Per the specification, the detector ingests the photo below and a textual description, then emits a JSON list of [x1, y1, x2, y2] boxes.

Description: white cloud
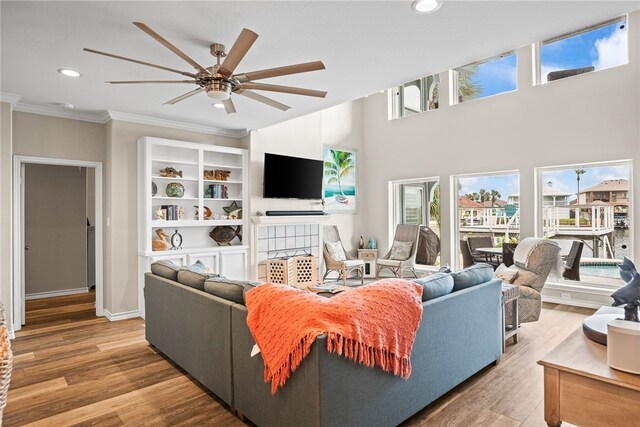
[[593, 27, 627, 70]]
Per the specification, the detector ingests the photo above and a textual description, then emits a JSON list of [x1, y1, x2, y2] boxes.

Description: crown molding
[[0, 93, 21, 106], [106, 111, 249, 139], [13, 103, 110, 123]]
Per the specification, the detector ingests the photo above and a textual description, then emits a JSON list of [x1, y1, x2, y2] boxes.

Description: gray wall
[[24, 164, 88, 295]]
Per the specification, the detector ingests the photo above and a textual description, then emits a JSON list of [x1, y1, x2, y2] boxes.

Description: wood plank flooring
[[4, 291, 594, 426]]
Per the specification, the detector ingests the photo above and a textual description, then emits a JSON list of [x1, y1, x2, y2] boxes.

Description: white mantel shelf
[[250, 215, 331, 225]]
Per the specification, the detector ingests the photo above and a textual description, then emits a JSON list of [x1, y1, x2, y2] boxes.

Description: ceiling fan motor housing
[[206, 80, 232, 100]]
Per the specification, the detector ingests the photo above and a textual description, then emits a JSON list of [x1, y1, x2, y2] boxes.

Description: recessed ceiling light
[[57, 69, 81, 78], [212, 103, 225, 109], [54, 103, 74, 109], [411, 0, 442, 14]]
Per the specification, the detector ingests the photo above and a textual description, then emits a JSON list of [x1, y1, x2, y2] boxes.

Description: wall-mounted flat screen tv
[[263, 153, 323, 200]]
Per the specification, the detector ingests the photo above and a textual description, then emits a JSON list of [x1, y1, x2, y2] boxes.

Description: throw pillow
[[177, 262, 221, 291], [150, 260, 181, 281], [205, 278, 262, 305], [451, 263, 494, 292], [413, 272, 454, 301], [495, 264, 519, 284], [325, 242, 347, 261], [389, 241, 413, 261]]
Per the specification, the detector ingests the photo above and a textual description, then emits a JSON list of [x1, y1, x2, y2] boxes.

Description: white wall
[[105, 120, 247, 314], [248, 99, 366, 277], [362, 12, 640, 303]]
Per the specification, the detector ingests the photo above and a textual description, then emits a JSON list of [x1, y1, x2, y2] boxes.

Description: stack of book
[[160, 205, 179, 221], [207, 184, 228, 199]]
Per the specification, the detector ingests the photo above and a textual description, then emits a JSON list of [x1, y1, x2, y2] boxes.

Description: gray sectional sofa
[[144, 265, 503, 427]]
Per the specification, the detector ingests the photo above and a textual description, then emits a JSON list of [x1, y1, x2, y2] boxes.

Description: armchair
[[375, 224, 419, 279], [322, 226, 364, 286]]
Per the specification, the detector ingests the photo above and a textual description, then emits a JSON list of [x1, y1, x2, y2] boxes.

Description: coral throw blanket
[[245, 279, 423, 393]]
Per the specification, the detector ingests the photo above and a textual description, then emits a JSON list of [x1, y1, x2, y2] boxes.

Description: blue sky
[[463, 18, 627, 98], [459, 165, 629, 201]]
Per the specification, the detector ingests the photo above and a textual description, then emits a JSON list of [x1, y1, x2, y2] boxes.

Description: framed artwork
[[323, 146, 357, 214]]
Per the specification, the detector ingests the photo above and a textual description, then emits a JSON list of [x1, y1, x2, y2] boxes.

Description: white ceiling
[[2, 1, 638, 133]]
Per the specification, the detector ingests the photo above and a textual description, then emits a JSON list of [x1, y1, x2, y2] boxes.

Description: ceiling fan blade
[[221, 98, 236, 114], [236, 61, 325, 82], [133, 22, 211, 74], [219, 28, 258, 76], [106, 80, 196, 84], [164, 88, 204, 105], [241, 82, 327, 98], [237, 89, 290, 111], [84, 48, 196, 78]]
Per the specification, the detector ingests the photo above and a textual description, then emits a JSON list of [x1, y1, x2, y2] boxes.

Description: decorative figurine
[[223, 201, 241, 218], [209, 226, 242, 246], [170, 229, 183, 250], [612, 257, 640, 322], [152, 229, 169, 251], [152, 182, 157, 196], [203, 169, 231, 181], [153, 207, 166, 220], [178, 207, 185, 220], [228, 209, 242, 220], [159, 167, 182, 178], [165, 182, 185, 198], [358, 236, 365, 249], [194, 205, 212, 220]]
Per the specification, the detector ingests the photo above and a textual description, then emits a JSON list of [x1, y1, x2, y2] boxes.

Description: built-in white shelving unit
[[137, 137, 249, 317]]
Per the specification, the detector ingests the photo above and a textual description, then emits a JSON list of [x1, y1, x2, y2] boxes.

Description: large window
[[539, 16, 627, 84], [536, 161, 632, 285], [391, 74, 440, 119], [453, 51, 517, 103], [391, 178, 441, 266], [454, 171, 520, 269]]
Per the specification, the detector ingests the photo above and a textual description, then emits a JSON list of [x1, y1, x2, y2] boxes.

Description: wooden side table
[[501, 284, 519, 353], [357, 249, 378, 278], [538, 327, 640, 427]]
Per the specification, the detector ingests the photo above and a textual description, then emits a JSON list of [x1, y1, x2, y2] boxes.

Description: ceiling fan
[[84, 22, 327, 114]]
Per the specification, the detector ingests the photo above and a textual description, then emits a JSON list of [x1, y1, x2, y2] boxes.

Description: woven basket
[[0, 326, 13, 425]]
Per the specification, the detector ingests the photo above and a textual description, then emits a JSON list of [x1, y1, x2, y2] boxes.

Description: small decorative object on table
[[170, 229, 183, 250], [165, 182, 185, 198], [152, 229, 169, 251], [159, 167, 182, 178], [358, 236, 365, 249], [209, 226, 242, 245], [367, 238, 377, 250]]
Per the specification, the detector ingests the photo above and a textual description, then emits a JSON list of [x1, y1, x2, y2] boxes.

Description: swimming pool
[[579, 263, 622, 279]]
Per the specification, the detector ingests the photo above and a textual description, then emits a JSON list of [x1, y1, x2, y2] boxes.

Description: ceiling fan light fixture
[[206, 81, 232, 100], [411, 0, 442, 14]]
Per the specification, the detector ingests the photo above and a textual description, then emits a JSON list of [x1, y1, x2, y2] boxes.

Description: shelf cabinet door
[[220, 250, 247, 280]]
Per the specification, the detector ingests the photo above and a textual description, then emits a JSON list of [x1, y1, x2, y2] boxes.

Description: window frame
[[452, 50, 518, 105], [534, 159, 633, 289], [390, 73, 442, 119]]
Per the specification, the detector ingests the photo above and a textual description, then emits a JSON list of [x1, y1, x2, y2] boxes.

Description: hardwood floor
[[5, 292, 594, 426]]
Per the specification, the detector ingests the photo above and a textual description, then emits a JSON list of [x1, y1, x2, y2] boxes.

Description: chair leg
[[343, 269, 347, 286], [398, 268, 403, 279], [323, 269, 331, 281], [360, 266, 364, 284]]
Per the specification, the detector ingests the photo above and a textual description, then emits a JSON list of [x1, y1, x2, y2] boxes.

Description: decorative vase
[[367, 238, 377, 249], [358, 236, 365, 249], [166, 182, 185, 198]]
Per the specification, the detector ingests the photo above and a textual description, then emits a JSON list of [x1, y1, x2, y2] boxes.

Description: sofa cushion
[[205, 278, 261, 305], [325, 242, 346, 261], [177, 261, 220, 291], [389, 241, 413, 260], [451, 263, 494, 292], [150, 260, 181, 281], [414, 272, 454, 301]]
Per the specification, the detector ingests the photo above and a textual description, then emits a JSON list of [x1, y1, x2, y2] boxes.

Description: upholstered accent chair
[[322, 225, 364, 286], [376, 224, 419, 279], [506, 238, 561, 323]]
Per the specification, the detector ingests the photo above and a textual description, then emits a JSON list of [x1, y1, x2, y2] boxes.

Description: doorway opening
[[13, 156, 104, 332]]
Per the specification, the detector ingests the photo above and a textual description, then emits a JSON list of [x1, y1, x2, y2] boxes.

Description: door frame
[[12, 155, 104, 331]]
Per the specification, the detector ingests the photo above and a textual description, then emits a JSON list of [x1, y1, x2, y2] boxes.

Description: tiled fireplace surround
[[256, 224, 320, 264]]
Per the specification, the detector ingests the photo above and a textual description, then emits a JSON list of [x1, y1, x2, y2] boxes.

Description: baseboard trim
[[25, 287, 89, 300], [104, 309, 141, 321]]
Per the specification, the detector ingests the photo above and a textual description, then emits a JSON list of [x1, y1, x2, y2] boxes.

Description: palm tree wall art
[[323, 147, 357, 213]]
